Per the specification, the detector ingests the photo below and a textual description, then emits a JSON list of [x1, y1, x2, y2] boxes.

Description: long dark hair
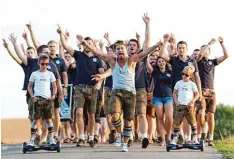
[[154, 56, 172, 73]]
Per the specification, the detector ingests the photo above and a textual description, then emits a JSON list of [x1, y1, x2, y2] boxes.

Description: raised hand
[[156, 39, 163, 47], [22, 30, 28, 40], [2, 39, 8, 48], [163, 33, 170, 43], [77, 41, 82, 49], [124, 39, 129, 47], [57, 24, 62, 34], [218, 36, 224, 43], [104, 32, 109, 40], [76, 34, 84, 43], [208, 38, 216, 45], [93, 39, 98, 47], [98, 39, 104, 49], [26, 22, 32, 31], [142, 12, 150, 24], [169, 33, 176, 44], [9, 33, 17, 44], [64, 30, 70, 40], [136, 32, 140, 39]]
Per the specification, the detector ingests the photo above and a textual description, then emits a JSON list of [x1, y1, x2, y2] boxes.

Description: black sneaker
[[177, 134, 184, 144], [127, 139, 133, 147], [94, 135, 99, 144], [109, 130, 117, 144], [76, 139, 85, 147], [89, 140, 97, 148], [156, 136, 162, 144], [201, 133, 207, 141], [142, 138, 149, 148], [134, 133, 139, 142]]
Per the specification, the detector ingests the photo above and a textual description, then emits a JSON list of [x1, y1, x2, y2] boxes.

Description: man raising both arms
[[90, 40, 161, 152]]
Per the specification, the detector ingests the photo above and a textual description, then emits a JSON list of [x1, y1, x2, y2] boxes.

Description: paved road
[[1, 143, 223, 159]]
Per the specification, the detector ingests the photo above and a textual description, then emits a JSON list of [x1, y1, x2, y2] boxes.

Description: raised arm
[[57, 25, 75, 56], [59, 30, 70, 68], [159, 34, 170, 62], [146, 54, 153, 74], [142, 12, 150, 50], [196, 38, 216, 62], [9, 33, 28, 65], [136, 32, 142, 50], [22, 30, 37, 58], [104, 32, 112, 46], [216, 36, 229, 64], [26, 22, 40, 49], [131, 41, 162, 62], [98, 39, 104, 52], [3, 39, 22, 65], [79, 37, 115, 64]]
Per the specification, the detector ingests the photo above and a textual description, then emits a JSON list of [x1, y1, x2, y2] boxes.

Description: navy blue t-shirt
[[20, 63, 31, 90], [50, 56, 67, 84], [67, 64, 77, 84], [198, 58, 218, 89], [135, 61, 147, 89], [146, 71, 154, 93], [73, 50, 104, 86], [152, 69, 172, 97], [169, 56, 198, 88], [104, 63, 112, 88]]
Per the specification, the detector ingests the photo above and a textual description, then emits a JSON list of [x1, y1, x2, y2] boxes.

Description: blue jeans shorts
[[153, 97, 173, 107]]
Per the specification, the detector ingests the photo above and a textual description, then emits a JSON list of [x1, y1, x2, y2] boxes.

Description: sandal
[[63, 138, 71, 143], [72, 137, 79, 143]]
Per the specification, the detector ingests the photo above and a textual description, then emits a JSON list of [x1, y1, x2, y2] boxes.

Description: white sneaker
[[27, 139, 35, 146], [114, 134, 121, 147], [49, 138, 56, 145], [121, 143, 128, 152], [41, 137, 47, 144], [170, 137, 177, 145]]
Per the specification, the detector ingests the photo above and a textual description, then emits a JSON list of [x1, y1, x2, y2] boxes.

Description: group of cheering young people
[[3, 13, 229, 152]]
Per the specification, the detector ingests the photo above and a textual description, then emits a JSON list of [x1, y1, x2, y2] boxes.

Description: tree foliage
[[215, 104, 234, 139]]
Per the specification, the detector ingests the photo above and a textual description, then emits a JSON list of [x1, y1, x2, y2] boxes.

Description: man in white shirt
[[171, 66, 199, 145], [27, 54, 57, 146]]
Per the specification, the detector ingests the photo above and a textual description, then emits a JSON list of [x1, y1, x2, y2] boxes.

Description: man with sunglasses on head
[[159, 35, 202, 144]]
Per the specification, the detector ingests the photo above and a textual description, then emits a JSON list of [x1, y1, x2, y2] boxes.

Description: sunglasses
[[182, 73, 190, 77], [40, 63, 49, 66]]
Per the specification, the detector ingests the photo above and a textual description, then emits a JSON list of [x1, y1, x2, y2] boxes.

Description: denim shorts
[[153, 97, 173, 107]]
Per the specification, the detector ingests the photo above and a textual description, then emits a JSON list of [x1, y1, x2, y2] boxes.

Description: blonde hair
[[183, 66, 195, 76], [47, 40, 57, 46]]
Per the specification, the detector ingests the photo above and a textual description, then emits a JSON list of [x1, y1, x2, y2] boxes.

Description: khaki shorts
[[95, 99, 102, 124], [104, 87, 112, 115], [202, 89, 216, 113], [146, 92, 155, 117], [111, 89, 136, 121], [135, 88, 147, 115], [73, 84, 98, 113], [33, 97, 53, 120], [26, 97, 34, 122], [173, 104, 196, 126]]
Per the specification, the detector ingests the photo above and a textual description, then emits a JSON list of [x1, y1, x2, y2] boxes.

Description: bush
[[215, 104, 234, 139]]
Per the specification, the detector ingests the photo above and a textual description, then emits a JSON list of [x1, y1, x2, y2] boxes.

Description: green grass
[[215, 137, 234, 159]]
